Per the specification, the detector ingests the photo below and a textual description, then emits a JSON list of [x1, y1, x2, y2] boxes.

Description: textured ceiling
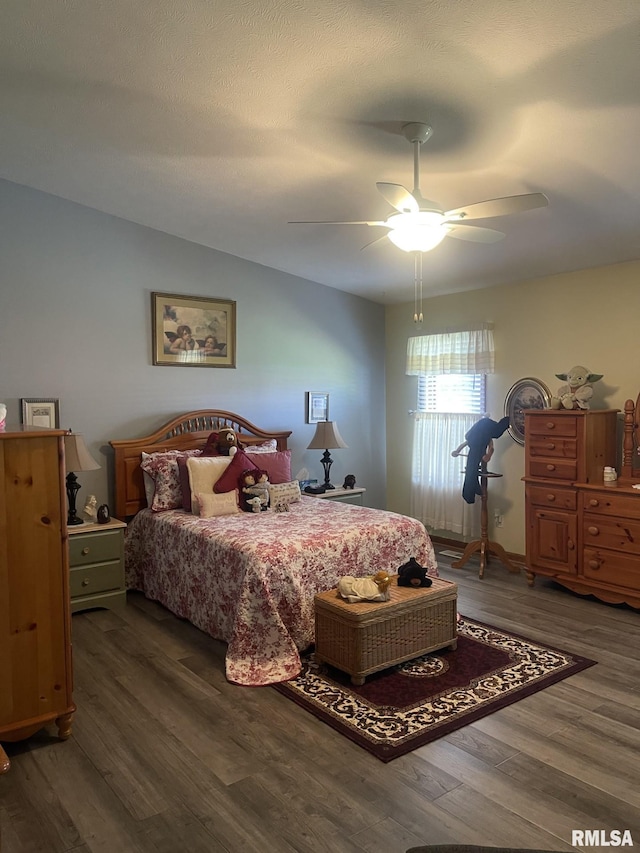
[[1, 0, 639, 304]]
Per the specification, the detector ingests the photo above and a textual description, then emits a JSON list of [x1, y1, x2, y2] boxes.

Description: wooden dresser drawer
[[527, 416, 577, 438], [528, 485, 577, 510], [581, 491, 640, 520], [69, 530, 121, 567], [70, 562, 124, 597], [528, 437, 577, 459], [583, 514, 640, 555], [528, 459, 578, 481], [583, 547, 640, 590]]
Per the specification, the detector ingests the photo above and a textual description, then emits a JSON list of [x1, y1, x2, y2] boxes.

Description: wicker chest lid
[[314, 576, 457, 624]]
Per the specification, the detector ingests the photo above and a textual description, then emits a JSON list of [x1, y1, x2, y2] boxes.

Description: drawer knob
[[546, 464, 556, 471], [545, 422, 556, 430], [588, 526, 599, 536], [545, 443, 556, 450], [81, 578, 90, 587], [589, 499, 599, 507], [546, 494, 556, 502], [568, 539, 575, 551], [81, 547, 90, 556], [588, 559, 600, 570]]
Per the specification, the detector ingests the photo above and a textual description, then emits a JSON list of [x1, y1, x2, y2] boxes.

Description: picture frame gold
[[152, 292, 236, 368], [21, 398, 60, 428], [504, 377, 551, 445]]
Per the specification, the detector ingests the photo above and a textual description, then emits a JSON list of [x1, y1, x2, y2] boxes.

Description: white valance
[[406, 327, 495, 375]]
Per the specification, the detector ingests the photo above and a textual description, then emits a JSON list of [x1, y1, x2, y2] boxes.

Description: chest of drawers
[[523, 409, 627, 604]]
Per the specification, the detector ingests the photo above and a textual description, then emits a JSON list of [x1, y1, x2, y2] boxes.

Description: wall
[[385, 259, 640, 554], [0, 179, 386, 510]]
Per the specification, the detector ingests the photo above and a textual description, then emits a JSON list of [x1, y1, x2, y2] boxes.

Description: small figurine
[[83, 495, 98, 521], [337, 570, 392, 603], [240, 469, 270, 511], [342, 474, 356, 489]]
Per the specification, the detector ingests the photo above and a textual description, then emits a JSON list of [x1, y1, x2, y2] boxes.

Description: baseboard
[[430, 534, 526, 567]]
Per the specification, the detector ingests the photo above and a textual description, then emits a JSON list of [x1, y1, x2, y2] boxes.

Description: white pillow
[[197, 491, 240, 518], [267, 480, 301, 508], [186, 456, 232, 514]]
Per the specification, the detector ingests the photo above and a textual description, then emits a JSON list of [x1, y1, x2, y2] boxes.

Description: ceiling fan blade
[[360, 234, 390, 251], [376, 182, 419, 213], [445, 192, 549, 221], [446, 224, 505, 243], [288, 220, 387, 226]]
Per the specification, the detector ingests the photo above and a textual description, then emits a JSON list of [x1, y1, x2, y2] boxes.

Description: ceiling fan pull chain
[[413, 252, 423, 324]]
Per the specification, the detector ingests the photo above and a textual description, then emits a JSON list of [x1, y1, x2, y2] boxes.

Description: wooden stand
[[452, 463, 521, 580]]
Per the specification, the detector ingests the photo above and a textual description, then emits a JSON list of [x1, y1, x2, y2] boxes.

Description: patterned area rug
[[273, 617, 596, 762]]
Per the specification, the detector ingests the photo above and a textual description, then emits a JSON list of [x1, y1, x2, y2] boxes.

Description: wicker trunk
[[314, 577, 458, 685]]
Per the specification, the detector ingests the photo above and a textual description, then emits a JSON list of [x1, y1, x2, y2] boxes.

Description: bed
[[110, 410, 438, 686]]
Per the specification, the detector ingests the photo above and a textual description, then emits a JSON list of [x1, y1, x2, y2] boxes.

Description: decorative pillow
[[213, 449, 260, 494], [186, 456, 232, 514], [267, 480, 301, 508], [197, 491, 240, 518], [141, 449, 202, 512], [245, 450, 291, 484], [244, 439, 277, 453]]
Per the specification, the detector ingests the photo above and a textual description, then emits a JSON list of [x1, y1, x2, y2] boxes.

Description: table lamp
[[64, 432, 101, 526], [307, 421, 348, 490]]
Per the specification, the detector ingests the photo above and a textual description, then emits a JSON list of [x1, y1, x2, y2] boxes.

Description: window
[[418, 374, 486, 414]]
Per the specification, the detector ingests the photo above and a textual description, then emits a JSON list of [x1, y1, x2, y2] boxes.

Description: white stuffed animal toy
[[550, 365, 603, 410]]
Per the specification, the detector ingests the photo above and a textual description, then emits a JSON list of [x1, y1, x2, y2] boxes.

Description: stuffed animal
[[203, 427, 243, 456], [342, 474, 356, 489], [245, 496, 263, 513], [240, 469, 269, 511], [550, 365, 603, 410], [337, 570, 392, 603], [397, 557, 432, 588], [452, 416, 511, 504]]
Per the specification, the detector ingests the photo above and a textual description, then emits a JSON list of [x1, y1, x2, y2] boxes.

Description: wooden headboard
[[621, 394, 640, 481], [109, 410, 292, 520]]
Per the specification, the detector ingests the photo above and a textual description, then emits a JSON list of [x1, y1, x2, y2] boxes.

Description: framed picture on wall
[[152, 292, 236, 368], [504, 378, 551, 445], [21, 398, 60, 428], [307, 392, 329, 423]]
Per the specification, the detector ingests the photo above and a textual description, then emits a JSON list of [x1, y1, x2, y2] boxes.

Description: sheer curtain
[[407, 328, 495, 538]]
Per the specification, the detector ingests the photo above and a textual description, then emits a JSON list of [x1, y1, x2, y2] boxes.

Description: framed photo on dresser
[[21, 398, 60, 428]]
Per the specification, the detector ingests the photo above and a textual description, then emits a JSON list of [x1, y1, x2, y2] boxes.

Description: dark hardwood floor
[[2, 552, 639, 853]]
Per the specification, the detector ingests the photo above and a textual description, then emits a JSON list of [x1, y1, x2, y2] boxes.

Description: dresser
[[68, 518, 126, 612], [523, 408, 632, 604], [0, 427, 75, 774]]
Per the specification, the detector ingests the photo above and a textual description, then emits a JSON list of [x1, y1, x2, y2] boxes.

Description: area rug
[[273, 617, 596, 762]]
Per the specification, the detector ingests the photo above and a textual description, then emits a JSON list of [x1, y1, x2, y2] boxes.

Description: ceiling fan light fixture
[[386, 211, 447, 252]]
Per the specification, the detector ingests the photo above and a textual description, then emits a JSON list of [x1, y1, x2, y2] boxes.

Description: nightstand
[[68, 519, 127, 612], [304, 487, 366, 506]]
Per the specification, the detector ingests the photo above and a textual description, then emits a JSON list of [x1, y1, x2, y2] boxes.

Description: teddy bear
[[203, 426, 243, 456], [397, 557, 433, 588], [550, 365, 603, 410]]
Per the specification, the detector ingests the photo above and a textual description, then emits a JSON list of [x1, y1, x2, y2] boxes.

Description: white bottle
[[603, 466, 617, 483]]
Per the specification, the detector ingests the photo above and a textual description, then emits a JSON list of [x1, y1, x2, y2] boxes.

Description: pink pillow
[[213, 450, 260, 494], [245, 450, 291, 484]]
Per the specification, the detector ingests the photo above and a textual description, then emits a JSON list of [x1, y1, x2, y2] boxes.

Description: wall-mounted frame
[[504, 377, 551, 445], [152, 292, 236, 368], [21, 398, 60, 428], [307, 392, 329, 424]]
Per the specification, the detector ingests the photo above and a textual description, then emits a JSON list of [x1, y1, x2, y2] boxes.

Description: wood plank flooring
[[1, 552, 639, 853]]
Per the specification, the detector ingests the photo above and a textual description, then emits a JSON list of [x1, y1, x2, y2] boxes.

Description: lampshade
[[307, 421, 348, 451], [64, 433, 101, 473]]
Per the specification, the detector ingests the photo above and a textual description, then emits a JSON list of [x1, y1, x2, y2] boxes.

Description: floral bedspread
[[125, 497, 438, 686]]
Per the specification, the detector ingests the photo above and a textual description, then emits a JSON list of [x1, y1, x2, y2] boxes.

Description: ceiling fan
[[290, 121, 549, 255]]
